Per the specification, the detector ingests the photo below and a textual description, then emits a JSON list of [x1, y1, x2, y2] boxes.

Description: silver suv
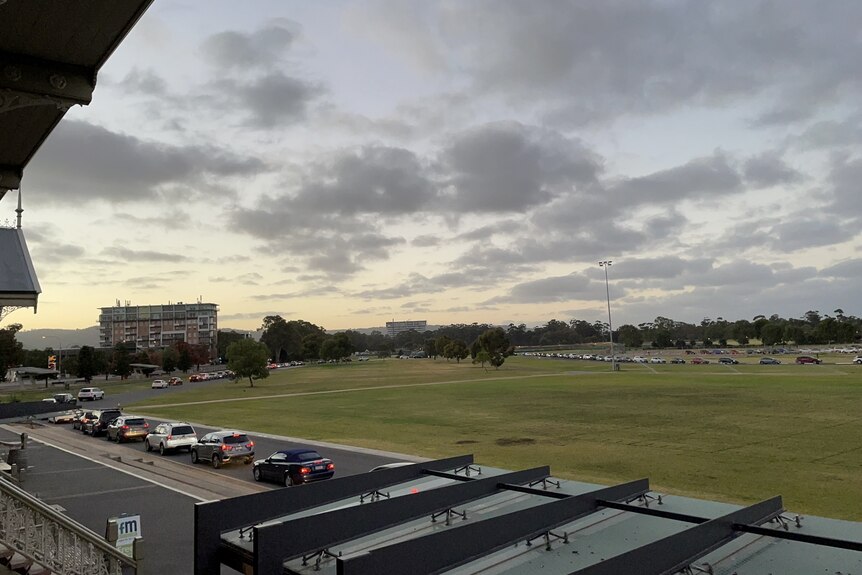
[[191, 430, 255, 469], [145, 422, 198, 455]]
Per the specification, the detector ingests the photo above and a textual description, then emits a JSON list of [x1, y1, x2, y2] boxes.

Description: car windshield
[[172, 425, 194, 435], [223, 434, 249, 444]]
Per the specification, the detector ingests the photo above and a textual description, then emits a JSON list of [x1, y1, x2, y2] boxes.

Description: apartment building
[[98, 301, 218, 354], [385, 320, 427, 338]]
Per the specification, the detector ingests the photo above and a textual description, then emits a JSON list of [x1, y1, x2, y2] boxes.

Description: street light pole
[[598, 261, 617, 372]]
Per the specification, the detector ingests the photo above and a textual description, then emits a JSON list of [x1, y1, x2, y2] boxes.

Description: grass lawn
[[133, 357, 862, 520]]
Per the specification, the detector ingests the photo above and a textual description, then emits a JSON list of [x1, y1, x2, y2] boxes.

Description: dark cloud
[[102, 246, 188, 263], [411, 235, 441, 247], [27, 121, 266, 203], [435, 122, 601, 212], [488, 272, 605, 304], [118, 68, 167, 95], [226, 72, 323, 127], [201, 24, 298, 71], [743, 153, 802, 188]]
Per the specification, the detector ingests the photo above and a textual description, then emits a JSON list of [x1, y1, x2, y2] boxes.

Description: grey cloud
[[743, 153, 802, 188], [209, 273, 263, 285], [201, 24, 297, 70], [795, 117, 862, 150], [821, 259, 862, 278], [31, 243, 86, 263], [27, 121, 266, 203], [118, 68, 167, 95], [488, 273, 605, 304], [412, 235, 441, 247], [611, 152, 741, 204], [102, 246, 188, 262], [436, 122, 601, 212], [600, 257, 714, 281], [220, 311, 290, 321], [828, 157, 862, 217]]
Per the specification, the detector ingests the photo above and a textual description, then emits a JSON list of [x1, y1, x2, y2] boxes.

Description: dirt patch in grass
[[495, 437, 536, 446], [455, 439, 479, 445]]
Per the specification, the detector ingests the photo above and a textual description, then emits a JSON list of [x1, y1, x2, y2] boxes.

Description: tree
[[473, 349, 491, 370], [617, 324, 643, 349], [162, 347, 178, 373], [226, 339, 270, 387], [175, 342, 193, 372], [301, 333, 325, 359], [435, 336, 452, 359], [0, 323, 24, 376], [444, 340, 469, 363], [189, 344, 210, 371], [320, 333, 353, 362], [423, 338, 437, 359], [217, 330, 247, 362], [112, 344, 132, 380], [76, 346, 98, 382], [477, 327, 511, 370]]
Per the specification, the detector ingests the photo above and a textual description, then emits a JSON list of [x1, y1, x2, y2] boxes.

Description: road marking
[[48, 484, 157, 501]]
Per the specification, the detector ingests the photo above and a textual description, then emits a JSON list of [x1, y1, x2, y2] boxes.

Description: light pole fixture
[[42, 335, 62, 376], [598, 261, 617, 372]]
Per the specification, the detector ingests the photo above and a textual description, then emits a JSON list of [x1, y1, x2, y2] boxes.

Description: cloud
[[118, 67, 167, 95], [489, 272, 604, 304], [102, 246, 188, 262], [216, 72, 323, 127], [27, 121, 266, 203], [201, 23, 298, 71], [743, 153, 802, 188]]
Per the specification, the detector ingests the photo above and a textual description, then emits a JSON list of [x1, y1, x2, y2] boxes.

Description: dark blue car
[[252, 448, 335, 486]]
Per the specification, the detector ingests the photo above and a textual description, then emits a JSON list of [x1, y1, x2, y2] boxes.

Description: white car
[[151, 379, 168, 389], [854, 356, 862, 365], [649, 357, 666, 364], [145, 422, 198, 455], [77, 387, 105, 401], [632, 356, 647, 363]]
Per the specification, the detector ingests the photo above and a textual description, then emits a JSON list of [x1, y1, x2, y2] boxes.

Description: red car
[[795, 356, 822, 364], [691, 357, 710, 364]]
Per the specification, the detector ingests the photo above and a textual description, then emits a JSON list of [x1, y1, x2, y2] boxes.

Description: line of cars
[[55, 410, 336, 487], [522, 351, 847, 365]]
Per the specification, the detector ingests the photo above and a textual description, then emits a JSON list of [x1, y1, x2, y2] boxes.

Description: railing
[[0, 473, 137, 575]]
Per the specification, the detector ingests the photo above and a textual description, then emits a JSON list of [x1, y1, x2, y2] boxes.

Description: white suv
[[854, 356, 862, 365], [145, 422, 198, 455], [77, 387, 105, 401]]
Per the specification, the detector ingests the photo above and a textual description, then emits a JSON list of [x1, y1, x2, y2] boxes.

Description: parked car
[[77, 387, 105, 401], [795, 356, 822, 364], [718, 357, 739, 365], [649, 357, 666, 364], [191, 430, 255, 469], [145, 422, 198, 455], [105, 416, 150, 443], [151, 379, 168, 389], [252, 449, 335, 486], [168, 377, 183, 386], [632, 356, 647, 363], [670, 358, 686, 364], [691, 357, 710, 364], [855, 356, 862, 365], [82, 408, 122, 436], [760, 357, 781, 365], [74, 410, 96, 430], [52, 393, 76, 405]]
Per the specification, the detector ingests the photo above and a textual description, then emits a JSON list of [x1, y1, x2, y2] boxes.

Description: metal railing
[[0, 473, 137, 575]]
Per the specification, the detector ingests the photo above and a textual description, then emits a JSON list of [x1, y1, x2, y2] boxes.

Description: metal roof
[[195, 455, 862, 575], [0, 227, 41, 309], [0, 0, 154, 193]]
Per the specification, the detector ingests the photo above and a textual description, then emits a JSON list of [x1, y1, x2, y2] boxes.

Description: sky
[[6, 0, 862, 332]]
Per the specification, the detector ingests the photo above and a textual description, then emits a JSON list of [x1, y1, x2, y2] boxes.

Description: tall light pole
[[42, 335, 62, 376], [598, 261, 617, 372]]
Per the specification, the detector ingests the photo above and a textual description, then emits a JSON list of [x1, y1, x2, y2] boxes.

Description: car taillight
[[221, 444, 229, 451], [166, 435, 172, 440], [247, 441, 254, 448], [144, 423, 149, 428], [326, 463, 335, 470], [121, 425, 129, 430], [300, 467, 311, 475]]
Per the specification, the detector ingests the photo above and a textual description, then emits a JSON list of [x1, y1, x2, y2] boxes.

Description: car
[[855, 356, 862, 365], [145, 422, 198, 455], [189, 374, 204, 382], [670, 358, 686, 364], [41, 397, 58, 403], [760, 357, 781, 365], [105, 416, 150, 443], [82, 408, 122, 436], [795, 356, 822, 364], [151, 379, 168, 389], [77, 387, 105, 401], [74, 410, 96, 430], [252, 448, 335, 486], [191, 430, 255, 469], [168, 377, 183, 386], [649, 357, 666, 364], [691, 357, 710, 364], [48, 409, 80, 424], [632, 356, 647, 363], [52, 393, 76, 405], [718, 357, 739, 365]]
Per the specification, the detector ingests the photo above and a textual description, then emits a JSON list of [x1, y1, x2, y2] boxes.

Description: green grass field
[[127, 357, 862, 520]]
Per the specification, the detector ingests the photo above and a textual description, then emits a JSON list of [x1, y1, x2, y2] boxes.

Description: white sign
[[115, 514, 141, 557]]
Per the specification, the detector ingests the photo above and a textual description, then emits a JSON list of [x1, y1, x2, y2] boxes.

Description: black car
[[718, 357, 739, 365], [760, 357, 781, 365], [252, 449, 335, 486], [191, 430, 255, 469], [670, 358, 686, 364], [82, 408, 122, 436]]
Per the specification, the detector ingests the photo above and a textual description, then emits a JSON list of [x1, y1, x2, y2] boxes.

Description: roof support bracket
[[525, 529, 569, 551], [431, 507, 466, 526], [0, 51, 94, 113]]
